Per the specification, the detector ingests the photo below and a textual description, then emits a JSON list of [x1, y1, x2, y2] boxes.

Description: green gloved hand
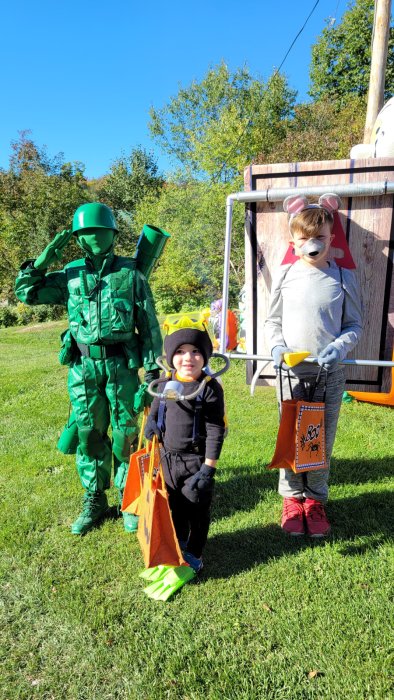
[[133, 383, 148, 415], [143, 369, 160, 407], [34, 229, 73, 270]]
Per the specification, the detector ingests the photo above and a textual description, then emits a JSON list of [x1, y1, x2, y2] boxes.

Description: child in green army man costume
[[15, 203, 166, 535]]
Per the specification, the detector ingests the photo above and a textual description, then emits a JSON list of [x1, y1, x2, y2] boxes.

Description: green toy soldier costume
[[15, 203, 163, 535]]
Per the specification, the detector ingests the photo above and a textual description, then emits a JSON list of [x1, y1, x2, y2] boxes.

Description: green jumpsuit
[[15, 251, 162, 495]]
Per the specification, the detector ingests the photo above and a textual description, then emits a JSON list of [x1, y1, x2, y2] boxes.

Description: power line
[[215, 0, 321, 182], [276, 0, 321, 75]]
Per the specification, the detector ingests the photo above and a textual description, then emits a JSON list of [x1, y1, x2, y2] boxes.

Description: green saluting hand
[[34, 229, 73, 270]]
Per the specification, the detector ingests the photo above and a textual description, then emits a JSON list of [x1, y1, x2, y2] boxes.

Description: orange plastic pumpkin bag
[[268, 368, 327, 474], [137, 436, 187, 568]]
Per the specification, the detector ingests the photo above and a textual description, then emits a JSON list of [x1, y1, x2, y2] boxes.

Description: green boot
[[71, 491, 109, 535], [118, 489, 139, 533], [122, 511, 139, 533]]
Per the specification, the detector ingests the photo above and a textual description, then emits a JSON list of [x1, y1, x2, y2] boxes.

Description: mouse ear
[[283, 195, 309, 215], [318, 193, 342, 212]]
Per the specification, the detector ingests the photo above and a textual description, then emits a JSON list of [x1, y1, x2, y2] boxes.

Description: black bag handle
[[279, 363, 294, 402], [308, 366, 328, 402], [279, 363, 328, 403]]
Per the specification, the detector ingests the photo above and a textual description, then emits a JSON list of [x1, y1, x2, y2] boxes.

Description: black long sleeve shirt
[[149, 372, 226, 460]]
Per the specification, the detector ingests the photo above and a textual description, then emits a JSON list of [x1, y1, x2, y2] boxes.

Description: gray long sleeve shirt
[[265, 261, 362, 375]]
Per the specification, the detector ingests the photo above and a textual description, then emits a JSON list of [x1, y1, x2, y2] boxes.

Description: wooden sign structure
[[244, 158, 394, 393]]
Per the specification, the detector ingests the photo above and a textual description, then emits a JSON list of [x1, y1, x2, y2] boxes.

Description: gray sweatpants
[[276, 367, 346, 502]]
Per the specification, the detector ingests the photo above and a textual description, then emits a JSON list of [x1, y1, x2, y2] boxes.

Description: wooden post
[[364, 0, 392, 142]]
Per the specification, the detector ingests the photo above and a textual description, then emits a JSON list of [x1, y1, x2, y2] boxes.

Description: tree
[[97, 147, 164, 253], [264, 95, 365, 163], [0, 132, 89, 301], [132, 175, 245, 312], [98, 147, 163, 213], [309, 0, 394, 102], [149, 63, 296, 181]]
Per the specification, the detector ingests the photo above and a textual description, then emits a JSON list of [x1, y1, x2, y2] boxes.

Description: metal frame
[[219, 180, 394, 371]]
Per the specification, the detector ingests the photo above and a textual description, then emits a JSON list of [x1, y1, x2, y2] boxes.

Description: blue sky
[[1, 0, 346, 179]]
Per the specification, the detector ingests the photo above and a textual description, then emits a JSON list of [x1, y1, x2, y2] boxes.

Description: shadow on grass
[[329, 489, 394, 553], [214, 465, 278, 520], [205, 489, 393, 578], [213, 456, 394, 522], [205, 524, 308, 578], [106, 505, 122, 521], [330, 456, 394, 486]]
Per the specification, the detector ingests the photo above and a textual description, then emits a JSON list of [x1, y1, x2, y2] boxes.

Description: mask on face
[[77, 228, 115, 256], [299, 238, 326, 258]]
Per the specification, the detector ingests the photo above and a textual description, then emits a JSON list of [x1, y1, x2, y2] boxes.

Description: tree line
[[1, 0, 393, 325]]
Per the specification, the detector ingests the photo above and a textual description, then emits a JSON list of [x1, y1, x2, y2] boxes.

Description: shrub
[[47, 305, 66, 321], [0, 303, 66, 327], [35, 306, 50, 322], [0, 306, 18, 328], [15, 302, 35, 326]]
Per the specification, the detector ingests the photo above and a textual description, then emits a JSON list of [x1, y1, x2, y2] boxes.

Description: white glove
[[318, 343, 340, 369], [272, 345, 293, 370]]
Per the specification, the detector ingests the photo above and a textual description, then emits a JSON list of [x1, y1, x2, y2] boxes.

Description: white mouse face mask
[[299, 238, 326, 258], [292, 223, 334, 264]]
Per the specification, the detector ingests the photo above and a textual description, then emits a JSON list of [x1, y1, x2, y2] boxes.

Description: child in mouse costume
[[265, 194, 362, 537]]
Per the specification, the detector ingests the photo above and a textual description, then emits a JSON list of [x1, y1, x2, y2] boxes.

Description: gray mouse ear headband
[[283, 193, 342, 218]]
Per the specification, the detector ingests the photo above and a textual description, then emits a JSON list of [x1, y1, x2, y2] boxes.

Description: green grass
[[1, 322, 393, 700]]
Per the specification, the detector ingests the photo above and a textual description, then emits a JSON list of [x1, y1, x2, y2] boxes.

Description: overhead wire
[[273, 0, 321, 75], [331, 0, 342, 26], [214, 0, 321, 182]]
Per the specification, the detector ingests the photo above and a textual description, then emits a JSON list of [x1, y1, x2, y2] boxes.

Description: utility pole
[[364, 0, 392, 142]]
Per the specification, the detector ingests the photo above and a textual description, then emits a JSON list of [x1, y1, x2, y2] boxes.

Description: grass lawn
[[1, 322, 393, 700]]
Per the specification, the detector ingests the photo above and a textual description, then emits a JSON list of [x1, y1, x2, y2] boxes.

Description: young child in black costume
[[145, 319, 226, 572]]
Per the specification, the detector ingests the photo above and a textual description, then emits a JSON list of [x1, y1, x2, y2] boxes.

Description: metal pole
[[226, 353, 394, 368], [222, 180, 394, 370], [228, 180, 394, 204], [364, 0, 392, 142], [219, 197, 234, 353]]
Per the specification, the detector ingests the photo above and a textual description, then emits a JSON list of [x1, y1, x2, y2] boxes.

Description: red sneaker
[[304, 499, 331, 537], [281, 498, 305, 536]]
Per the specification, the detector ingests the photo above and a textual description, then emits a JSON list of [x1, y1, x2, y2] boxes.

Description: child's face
[[291, 222, 334, 268], [173, 343, 205, 380]]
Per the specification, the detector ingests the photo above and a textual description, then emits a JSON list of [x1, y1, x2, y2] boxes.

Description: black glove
[[181, 464, 216, 502], [144, 368, 160, 386], [144, 413, 162, 441]]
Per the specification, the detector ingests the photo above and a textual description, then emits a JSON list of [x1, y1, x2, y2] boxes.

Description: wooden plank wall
[[244, 158, 394, 392]]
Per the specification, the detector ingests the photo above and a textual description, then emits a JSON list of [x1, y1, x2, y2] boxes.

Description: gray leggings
[[276, 367, 345, 502]]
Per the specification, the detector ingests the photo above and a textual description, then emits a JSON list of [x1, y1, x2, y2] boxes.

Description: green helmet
[[72, 202, 118, 235]]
